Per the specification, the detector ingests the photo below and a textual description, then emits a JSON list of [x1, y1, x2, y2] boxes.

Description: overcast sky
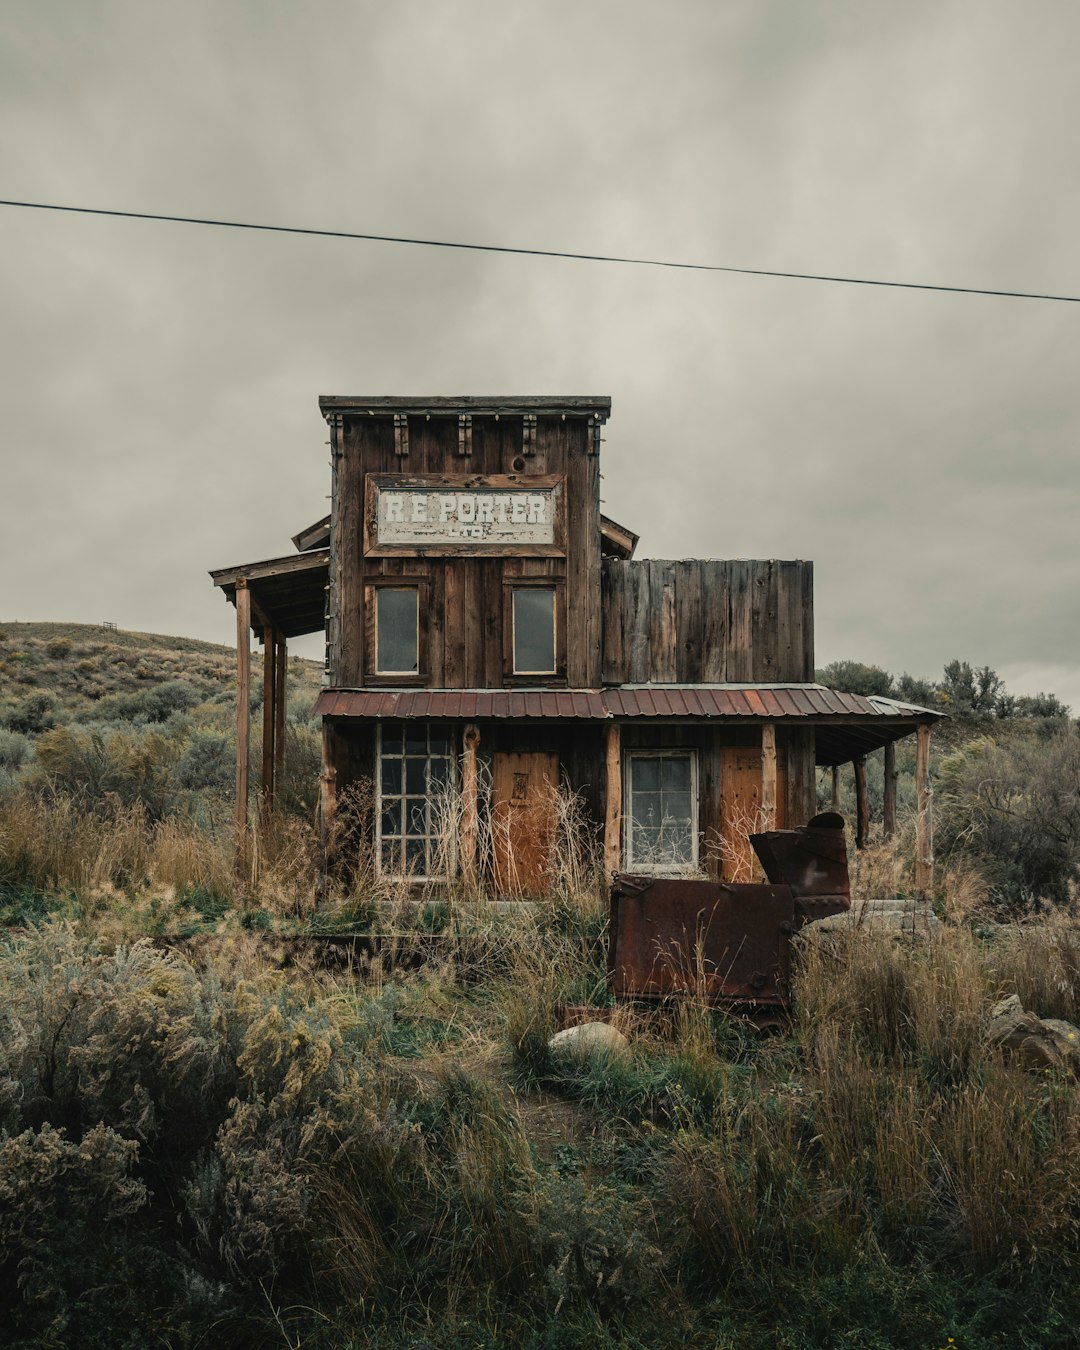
[[2, 1, 1078, 705]]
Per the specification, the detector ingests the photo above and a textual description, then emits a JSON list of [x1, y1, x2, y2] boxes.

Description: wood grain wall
[[601, 558, 814, 685]]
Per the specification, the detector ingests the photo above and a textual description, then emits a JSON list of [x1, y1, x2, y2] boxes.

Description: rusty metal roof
[[313, 688, 609, 720], [314, 684, 938, 724]]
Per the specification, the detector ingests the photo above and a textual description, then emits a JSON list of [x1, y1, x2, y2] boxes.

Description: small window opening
[[625, 751, 697, 873], [375, 588, 419, 674], [512, 587, 556, 675]]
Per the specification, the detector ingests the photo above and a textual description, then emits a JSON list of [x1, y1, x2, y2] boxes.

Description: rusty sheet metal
[[602, 684, 930, 720], [609, 813, 852, 1008], [609, 877, 795, 1005], [312, 688, 609, 720]]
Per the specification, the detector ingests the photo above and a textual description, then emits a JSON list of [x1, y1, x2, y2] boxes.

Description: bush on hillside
[[937, 726, 1080, 912]]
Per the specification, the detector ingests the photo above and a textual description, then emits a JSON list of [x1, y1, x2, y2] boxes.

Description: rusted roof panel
[[313, 689, 609, 720]]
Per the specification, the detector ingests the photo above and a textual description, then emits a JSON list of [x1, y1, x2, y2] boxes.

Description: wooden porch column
[[760, 722, 777, 832], [261, 624, 276, 808], [914, 722, 934, 899], [461, 724, 480, 885], [883, 741, 897, 840], [604, 722, 622, 875], [234, 581, 251, 876], [830, 764, 841, 812], [319, 720, 338, 880], [853, 756, 869, 849], [274, 633, 287, 783]]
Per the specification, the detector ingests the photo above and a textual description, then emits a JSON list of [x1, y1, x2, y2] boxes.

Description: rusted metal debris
[[608, 811, 850, 1010]]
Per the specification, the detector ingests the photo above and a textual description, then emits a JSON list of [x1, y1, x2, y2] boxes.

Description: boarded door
[[718, 747, 787, 883], [492, 752, 559, 897]]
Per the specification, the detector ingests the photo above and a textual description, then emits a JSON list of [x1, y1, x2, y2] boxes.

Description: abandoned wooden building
[[211, 395, 940, 895]]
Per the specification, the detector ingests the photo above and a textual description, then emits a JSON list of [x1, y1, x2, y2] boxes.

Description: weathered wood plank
[[760, 722, 777, 832], [604, 722, 622, 875]]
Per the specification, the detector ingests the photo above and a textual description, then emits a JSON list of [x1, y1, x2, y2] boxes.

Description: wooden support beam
[[461, 724, 480, 885], [261, 624, 275, 808], [760, 722, 777, 833], [234, 581, 251, 878], [604, 722, 622, 875], [915, 722, 934, 900], [853, 756, 869, 850], [318, 721, 338, 887], [274, 634, 287, 783], [883, 740, 897, 840], [831, 763, 841, 812]]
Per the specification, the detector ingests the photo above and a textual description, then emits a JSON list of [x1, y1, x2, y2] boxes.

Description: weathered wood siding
[[601, 558, 814, 685], [328, 411, 601, 688]]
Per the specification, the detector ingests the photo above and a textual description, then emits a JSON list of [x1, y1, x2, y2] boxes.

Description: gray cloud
[[2, 0, 1078, 703]]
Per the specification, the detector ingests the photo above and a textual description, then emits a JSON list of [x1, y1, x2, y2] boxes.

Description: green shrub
[[5, 692, 58, 736]]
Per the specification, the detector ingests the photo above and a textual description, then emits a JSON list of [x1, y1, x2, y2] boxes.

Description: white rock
[[548, 1020, 629, 1057]]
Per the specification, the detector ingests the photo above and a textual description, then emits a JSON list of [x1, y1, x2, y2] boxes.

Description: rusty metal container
[[609, 812, 850, 1008]]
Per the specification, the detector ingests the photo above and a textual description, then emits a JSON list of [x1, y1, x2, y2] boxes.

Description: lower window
[[377, 723, 454, 879], [624, 751, 697, 873]]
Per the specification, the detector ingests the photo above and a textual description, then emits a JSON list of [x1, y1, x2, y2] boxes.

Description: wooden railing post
[[853, 756, 869, 849], [261, 624, 276, 808], [760, 722, 777, 833], [604, 722, 622, 875], [915, 723, 934, 900], [234, 581, 251, 878], [274, 633, 287, 784], [883, 741, 897, 840]]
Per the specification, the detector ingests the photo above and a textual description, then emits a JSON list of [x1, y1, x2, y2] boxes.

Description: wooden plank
[[853, 756, 869, 849], [261, 624, 275, 807], [651, 561, 678, 682], [461, 724, 480, 886], [751, 561, 779, 681], [727, 561, 753, 682], [883, 741, 897, 839], [628, 561, 651, 683], [775, 561, 800, 682], [719, 745, 763, 883], [604, 722, 622, 875], [675, 560, 703, 683], [760, 722, 777, 832], [274, 634, 287, 782], [700, 561, 729, 682], [800, 561, 815, 681], [582, 444, 602, 685], [915, 723, 934, 899], [601, 559, 627, 683], [234, 582, 251, 876]]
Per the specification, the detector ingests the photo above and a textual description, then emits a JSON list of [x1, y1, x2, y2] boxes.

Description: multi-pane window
[[378, 723, 453, 878], [375, 587, 419, 674], [512, 586, 556, 674], [625, 751, 697, 873]]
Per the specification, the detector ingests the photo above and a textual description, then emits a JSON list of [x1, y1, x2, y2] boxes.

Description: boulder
[[548, 1020, 629, 1058], [987, 994, 1080, 1072]]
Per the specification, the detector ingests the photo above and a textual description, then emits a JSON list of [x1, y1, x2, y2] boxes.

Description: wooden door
[[718, 747, 787, 882], [491, 751, 559, 897]]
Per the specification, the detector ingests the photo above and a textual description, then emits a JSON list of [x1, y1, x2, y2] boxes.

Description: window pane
[[662, 757, 692, 793], [381, 758, 402, 795], [382, 840, 402, 873], [513, 588, 556, 673], [628, 754, 695, 870], [376, 589, 418, 673], [381, 800, 401, 835], [632, 758, 660, 792], [406, 799, 427, 835], [381, 724, 404, 756], [405, 759, 427, 795], [405, 838, 426, 873]]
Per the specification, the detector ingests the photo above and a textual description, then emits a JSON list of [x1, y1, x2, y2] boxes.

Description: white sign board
[[375, 487, 556, 547]]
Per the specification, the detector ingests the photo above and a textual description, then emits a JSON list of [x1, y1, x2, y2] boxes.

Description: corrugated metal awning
[[313, 688, 609, 720]]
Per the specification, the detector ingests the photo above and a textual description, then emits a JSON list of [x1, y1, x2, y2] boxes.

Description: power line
[[1, 195, 1077, 305]]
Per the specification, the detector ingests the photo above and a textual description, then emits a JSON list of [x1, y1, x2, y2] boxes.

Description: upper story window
[[511, 586, 556, 675], [375, 587, 419, 675], [625, 750, 698, 874]]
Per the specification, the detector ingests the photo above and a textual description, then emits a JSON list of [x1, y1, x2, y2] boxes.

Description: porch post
[[760, 722, 777, 832], [883, 741, 897, 840], [319, 720, 338, 885], [853, 756, 869, 849], [914, 722, 934, 900], [274, 632, 287, 785], [461, 724, 480, 885], [234, 581, 251, 877], [604, 721, 622, 875], [261, 623, 276, 808]]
